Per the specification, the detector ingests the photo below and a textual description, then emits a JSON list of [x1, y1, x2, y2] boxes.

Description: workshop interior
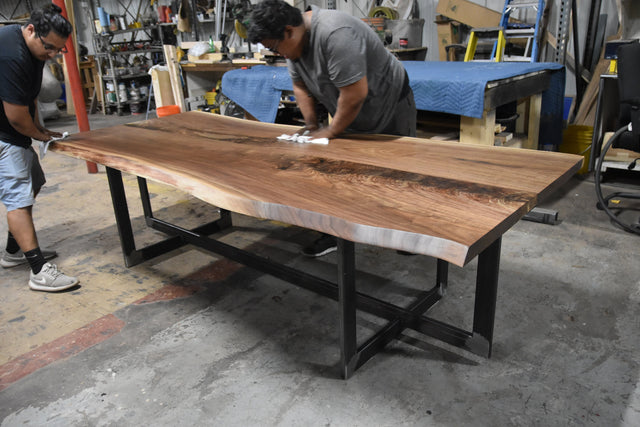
[[1, 1, 639, 425]]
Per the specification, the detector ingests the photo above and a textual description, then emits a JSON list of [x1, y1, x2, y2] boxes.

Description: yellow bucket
[[560, 125, 593, 174], [204, 91, 217, 106]]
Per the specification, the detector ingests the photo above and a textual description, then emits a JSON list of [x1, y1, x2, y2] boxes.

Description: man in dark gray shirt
[[249, 0, 415, 139], [248, 0, 416, 256]]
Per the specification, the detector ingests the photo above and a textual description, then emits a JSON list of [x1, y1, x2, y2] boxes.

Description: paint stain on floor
[[0, 314, 125, 391]]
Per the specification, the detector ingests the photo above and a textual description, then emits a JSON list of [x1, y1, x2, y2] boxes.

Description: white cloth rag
[[39, 131, 69, 159], [276, 132, 329, 145]]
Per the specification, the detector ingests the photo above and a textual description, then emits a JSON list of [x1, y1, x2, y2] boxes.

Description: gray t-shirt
[[287, 6, 406, 134]]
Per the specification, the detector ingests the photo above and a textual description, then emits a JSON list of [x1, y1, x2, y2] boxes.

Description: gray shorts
[[0, 141, 46, 211]]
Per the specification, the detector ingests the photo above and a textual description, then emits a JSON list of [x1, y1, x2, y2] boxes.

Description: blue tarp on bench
[[220, 61, 565, 147]]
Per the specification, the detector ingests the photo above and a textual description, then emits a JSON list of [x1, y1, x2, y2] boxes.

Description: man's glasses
[[38, 34, 68, 54]]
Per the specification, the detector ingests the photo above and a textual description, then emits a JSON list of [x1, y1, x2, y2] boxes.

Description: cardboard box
[[187, 53, 224, 62], [436, 19, 462, 61], [436, 0, 502, 29]]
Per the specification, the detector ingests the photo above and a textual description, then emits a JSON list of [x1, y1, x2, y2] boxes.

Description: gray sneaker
[[29, 262, 78, 292], [1, 249, 57, 268]]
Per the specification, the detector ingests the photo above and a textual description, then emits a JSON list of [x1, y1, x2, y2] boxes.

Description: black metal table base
[[106, 167, 501, 379]]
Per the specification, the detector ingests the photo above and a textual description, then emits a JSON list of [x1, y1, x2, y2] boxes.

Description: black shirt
[[0, 25, 44, 148]]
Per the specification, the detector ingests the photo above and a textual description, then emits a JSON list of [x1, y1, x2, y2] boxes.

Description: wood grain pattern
[[51, 112, 582, 267]]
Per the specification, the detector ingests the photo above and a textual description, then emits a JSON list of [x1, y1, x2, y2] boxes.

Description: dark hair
[[28, 4, 72, 38], [247, 0, 303, 44]]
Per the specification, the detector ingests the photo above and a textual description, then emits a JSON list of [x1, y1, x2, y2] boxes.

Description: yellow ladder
[[464, 27, 506, 62]]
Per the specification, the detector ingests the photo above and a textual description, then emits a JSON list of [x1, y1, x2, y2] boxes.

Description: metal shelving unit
[[93, 25, 168, 115]]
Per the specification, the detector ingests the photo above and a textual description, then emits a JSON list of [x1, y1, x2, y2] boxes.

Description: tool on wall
[[232, 0, 254, 58]]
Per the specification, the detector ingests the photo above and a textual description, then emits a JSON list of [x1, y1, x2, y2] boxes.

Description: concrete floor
[[0, 111, 639, 426]]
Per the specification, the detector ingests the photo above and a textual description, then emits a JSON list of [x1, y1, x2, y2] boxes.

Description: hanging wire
[[594, 124, 640, 235]]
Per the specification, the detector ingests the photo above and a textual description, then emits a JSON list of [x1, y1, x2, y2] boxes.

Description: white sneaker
[[29, 262, 78, 292], [1, 249, 57, 268]]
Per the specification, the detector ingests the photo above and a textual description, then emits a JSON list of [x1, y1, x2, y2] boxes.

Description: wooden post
[[53, 0, 98, 173], [163, 45, 186, 112], [524, 94, 542, 150], [150, 68, 176, 108], [460, 109, 496, 146]]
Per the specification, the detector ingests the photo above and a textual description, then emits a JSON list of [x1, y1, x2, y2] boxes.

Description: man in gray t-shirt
[[248, 0, 416, 140], [248, 0, 416, 257]]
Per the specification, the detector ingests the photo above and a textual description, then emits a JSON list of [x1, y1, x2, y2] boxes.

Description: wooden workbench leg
[[337, 238, 358, 379], [460, 109, 496, 145], [516, 94, 542, 150], [525, 94, 542, 150]]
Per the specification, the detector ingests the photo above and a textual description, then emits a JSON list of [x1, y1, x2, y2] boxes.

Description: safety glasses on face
[[38, 34, 68, 54]]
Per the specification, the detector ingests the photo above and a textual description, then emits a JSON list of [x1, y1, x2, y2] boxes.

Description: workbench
[[51, 112, 581, 378], [221, 61, 565, 148], [179, 60, 267, 110]]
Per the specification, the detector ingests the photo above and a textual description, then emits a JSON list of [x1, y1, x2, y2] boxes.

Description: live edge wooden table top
[[52, 111, 582, 268]]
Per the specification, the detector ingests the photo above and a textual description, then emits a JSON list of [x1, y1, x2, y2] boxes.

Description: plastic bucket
[[560, 125, 593, 174], [156, 105, 181, 117], [204, 91, 217, 105]]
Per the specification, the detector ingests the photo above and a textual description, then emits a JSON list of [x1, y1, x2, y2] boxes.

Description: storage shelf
[[102, 72, 150, 80], [94, 25, 159, 37], [104, 97, 149, 106], [97, 48, 163, 56], [92, 23, 168, 115]]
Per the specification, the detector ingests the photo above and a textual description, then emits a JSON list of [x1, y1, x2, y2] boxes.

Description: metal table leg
[[106, 167, 232, 267], [105, 167, 504, 378], [338, 238, 358, 379]]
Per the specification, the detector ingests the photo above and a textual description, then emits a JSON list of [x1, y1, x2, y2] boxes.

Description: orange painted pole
[[52, 0, 98, 173]]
